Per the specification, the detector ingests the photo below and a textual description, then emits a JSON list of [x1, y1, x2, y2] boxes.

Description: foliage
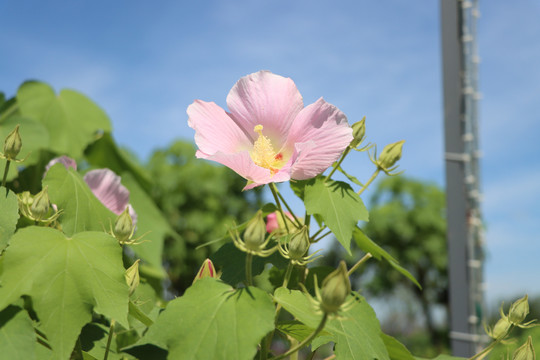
[[0, 80, 534, 360]]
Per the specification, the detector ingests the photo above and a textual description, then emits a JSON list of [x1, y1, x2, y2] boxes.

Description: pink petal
[[187, 100, 252, 157], [226, 71, 304, 146], [287, 98, 353, 180], [266, 211, 294, 233], [84, 169, 130, 215], [206, 151, 291, 190]]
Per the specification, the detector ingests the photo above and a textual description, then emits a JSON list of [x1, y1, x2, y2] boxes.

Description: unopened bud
[[378, 140, 405, 170], [193, 258, 218, 284], [288, 226, 310, 260], [509, 295, 530, 325], [320, 261, 351, 314], [124, 259, 140, 296], [30, 186, 50, 220], [114, 207, 134, 244], [490, 318, 511, 339], [3, 124, 22, 160], [513, 336, 535, 360], [350, 117, 366, 148], [244, 210, 266, 251]]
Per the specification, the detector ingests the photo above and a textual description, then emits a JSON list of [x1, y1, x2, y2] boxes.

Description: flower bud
[[509, 295, 530, 325], [378, 140, 405, 170], [124, 259, 140, 296], [244, 210, 266, 251], [320, 261, 351, 314], [489, 318, 511, 339], [3, 124, 22, 160], [513, 336, 535, 360], [114, 206, 134, 244], [193, 258, 218, 284], [288, 226, 310, 260], [30, 186, 50, 221], [350, 117, 366, 148]]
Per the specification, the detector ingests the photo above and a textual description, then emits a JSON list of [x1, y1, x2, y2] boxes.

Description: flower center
[[251, 125, 284, 175]]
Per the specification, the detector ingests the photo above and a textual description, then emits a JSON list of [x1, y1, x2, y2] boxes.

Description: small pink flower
[[187, 71, 353, 189], [266, 211, 294, 233]]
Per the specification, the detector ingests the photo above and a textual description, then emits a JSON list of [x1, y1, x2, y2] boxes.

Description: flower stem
[[2, 160, 11, 188], [310, 226, 327, 242], [325, 147, 351, 182], [269, 312, 329, 360], [347, 253, 373, 276], [469, 339, 500, 360], [104, 319, 116, 360], [312, 230, 332, 243], [276, 190, 302, 228], [357, 168, 380, 196], [269, 183, 290, 233], [282, 262, 294, 289], [245, 253, 253, 286]]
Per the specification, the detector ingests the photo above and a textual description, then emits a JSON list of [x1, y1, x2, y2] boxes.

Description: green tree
[[146, 140, 262, 294], [359, 176, 448, 349]]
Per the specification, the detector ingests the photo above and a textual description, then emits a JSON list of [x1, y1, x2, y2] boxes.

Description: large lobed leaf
[[132, 278, 275, 360], [0, 305, 37, 360], [304, 177, 368, 254], [273, 287, 389, 360], [16, 81, 111, 159], [0, 227, 129, 360], [43, 164, 117, 237]]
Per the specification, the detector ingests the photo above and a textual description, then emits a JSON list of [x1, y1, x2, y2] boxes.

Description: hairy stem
[[357, 168, 380, 196], [347, 253, 373, 276]]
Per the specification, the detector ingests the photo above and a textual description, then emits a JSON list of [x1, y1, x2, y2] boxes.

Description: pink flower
[[44, 157, 137, 225], [266, 211, 295, 233], [187, 71, 353, 190]]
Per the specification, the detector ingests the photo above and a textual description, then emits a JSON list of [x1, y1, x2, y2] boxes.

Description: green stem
[[347, 253, 373, 276], [104, 319, 116, 360], [312, 230, 332, 243], [245, 253, 253, 286], [310, 226, 327, 242], [325, 147, 351, 182], [269, 183, 290, 234], [469, 339, 500, 360], [2, 160, 11, 188], [269, 312, 329, 360], [282, 262, 294, 289], [276, 190, 302, 228], [357, 168, 380, 196]]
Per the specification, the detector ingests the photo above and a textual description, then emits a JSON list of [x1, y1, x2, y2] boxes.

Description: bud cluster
[[278, 226, 321, 266], [369, 140, 405, 175], [18, 186, 62, 224], [484, 295, 537, 343], [110, 206, 145, 245], [231, 210, 277, 257], [1, 124, 28, 163]]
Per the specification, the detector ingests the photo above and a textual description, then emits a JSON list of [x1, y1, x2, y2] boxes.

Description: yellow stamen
[[251, 125, 281, 175]]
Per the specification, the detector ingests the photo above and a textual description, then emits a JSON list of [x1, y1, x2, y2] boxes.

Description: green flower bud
[[288, 226, 310, 260], [244, 210, 266, 251], [124, 259, 140, 296], [513, 336, 535, 360], [378, 140, 405, 170], [489, 318, 511, 340], [509, 295, 530, 325], [3, 124, 22, 160], [350, 117, 366, 148], [114, 207, 134, 244], [30, 186, 50, 221], [320, 261, 351, 314], [193, 258, 218, 284]]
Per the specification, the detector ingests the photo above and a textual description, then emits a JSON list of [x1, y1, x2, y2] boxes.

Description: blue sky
[[1, 0, 539, 307]]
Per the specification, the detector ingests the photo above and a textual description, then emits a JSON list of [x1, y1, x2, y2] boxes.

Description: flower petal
[[84, 169, 130, 215], [206, 151, 291, 189], [187, 100, 252, 157], [226, 71, 304, 146], [288, 98, 353, 180], [45, 156, 77, 174]]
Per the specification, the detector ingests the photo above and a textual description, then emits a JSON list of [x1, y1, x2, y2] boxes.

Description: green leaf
[[121, 172, 175, 272], [133, 278, 275, 360], [277, 320, 331, 344], [381, 333, 415, 360], [274, 288, 389, 360], [43, 164, 117, 236], [16, 81, 111, 158], [0, 305, 37, 360], [289, 179, 311, 200], [353, 227, 421, 289], [304, 177, 369, 254], [0, 227, 129, 360], [336, 164, 364, 187], [0, 187, 19, 251], [211, 242, 288, 286]]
